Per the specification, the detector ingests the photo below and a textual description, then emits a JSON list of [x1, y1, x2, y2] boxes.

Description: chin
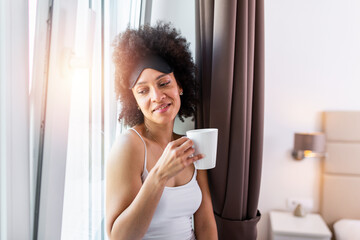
[[153, 116, 176, 125], [146, 113, 178, 125]]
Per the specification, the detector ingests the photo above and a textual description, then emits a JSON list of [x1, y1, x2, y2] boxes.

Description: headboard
[[321, 111, 360, 226]]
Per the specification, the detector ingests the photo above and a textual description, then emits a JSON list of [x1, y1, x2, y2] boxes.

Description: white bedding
[[333, 219, 360, 240]]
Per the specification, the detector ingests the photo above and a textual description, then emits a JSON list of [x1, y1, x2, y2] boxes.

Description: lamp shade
[[294, 132, 326, 152]]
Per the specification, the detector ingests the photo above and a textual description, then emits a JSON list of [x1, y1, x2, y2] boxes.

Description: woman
[[106, 23, 218, 240]]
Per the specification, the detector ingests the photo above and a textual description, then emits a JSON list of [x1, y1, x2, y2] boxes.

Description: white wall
[[150, 0, 196, 58], [258, 0, 360, 239]]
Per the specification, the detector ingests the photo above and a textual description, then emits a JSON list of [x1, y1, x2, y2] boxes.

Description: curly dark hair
[[112, 22, 198, 127]]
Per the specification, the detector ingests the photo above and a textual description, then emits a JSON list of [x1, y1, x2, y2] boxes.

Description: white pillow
[[334, 219, 360, 240]]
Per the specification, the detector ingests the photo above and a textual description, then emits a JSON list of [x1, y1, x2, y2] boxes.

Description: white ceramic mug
[[186, 128, 218, 169]]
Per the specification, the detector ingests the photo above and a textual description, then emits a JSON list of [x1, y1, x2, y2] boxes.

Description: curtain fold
[[196, 0, 264, 239]]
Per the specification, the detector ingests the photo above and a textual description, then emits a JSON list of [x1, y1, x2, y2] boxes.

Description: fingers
[[170, 136, 188, 147], [159, 137, 204, 176], [183, 153, 205, 166], [166, 137, 194, 155], [183, 145, 195, 157], [176, 137, 194, 153]]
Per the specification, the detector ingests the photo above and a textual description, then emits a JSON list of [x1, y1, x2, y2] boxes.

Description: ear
[[173, 73, 183, 95], [177, 82, 183, 94]]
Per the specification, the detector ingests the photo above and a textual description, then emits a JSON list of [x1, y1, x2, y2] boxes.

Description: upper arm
[[194, 170, 218, 238], [105, 132, 144, 236]]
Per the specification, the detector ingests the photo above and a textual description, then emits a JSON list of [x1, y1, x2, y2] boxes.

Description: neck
[[143, 120, 174, 146]]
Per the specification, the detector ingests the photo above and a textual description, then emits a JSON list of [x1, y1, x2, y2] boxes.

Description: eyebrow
[[155, 73, 168, 80], [135, 73, 170, 86]]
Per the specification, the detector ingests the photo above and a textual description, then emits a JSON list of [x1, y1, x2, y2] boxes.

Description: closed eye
[[159, 80, 171, 87], [137, 89, 148, 94]]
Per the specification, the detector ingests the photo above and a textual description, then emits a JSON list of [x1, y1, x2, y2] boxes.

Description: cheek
[[137, 98, 147, 109], [173, 92, 182, 107], [134, 95, 151, 111], [132, 93, 142, 108]]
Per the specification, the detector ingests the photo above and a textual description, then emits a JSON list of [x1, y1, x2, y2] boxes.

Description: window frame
[[34, 0, 79, 238]]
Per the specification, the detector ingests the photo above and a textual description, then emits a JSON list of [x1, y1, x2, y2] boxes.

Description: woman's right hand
[[153, 137, 204, 182]]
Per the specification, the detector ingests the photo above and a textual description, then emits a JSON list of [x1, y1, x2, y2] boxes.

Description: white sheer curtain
[[0, 0, 30, 239], [29, 0, 142, 239]]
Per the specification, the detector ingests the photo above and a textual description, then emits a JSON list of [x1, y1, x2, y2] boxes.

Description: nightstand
[[269, 211, 332, 240]]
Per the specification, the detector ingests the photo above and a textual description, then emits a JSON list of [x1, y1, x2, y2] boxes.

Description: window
[[29, 1, 197, 239], [31, 0, 142, 239]]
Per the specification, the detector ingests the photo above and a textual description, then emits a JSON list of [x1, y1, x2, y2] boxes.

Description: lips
[[152, 103, 171, 112]]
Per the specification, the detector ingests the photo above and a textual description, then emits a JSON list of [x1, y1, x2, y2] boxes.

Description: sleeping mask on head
[[128, 54, 173, 89]]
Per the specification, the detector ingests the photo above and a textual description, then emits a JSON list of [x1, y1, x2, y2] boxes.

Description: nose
[[150, 87, 165, 102]]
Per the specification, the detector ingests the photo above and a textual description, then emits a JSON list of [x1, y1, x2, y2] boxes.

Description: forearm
[[109, 168, 166, 240]]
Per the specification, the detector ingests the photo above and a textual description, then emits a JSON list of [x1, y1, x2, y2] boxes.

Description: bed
[[321, 111, 360, 240]]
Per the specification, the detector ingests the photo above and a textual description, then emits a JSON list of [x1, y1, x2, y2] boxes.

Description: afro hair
[[112, 22, 198, 127]]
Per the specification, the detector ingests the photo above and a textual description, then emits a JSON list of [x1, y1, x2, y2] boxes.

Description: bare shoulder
[[107, 129, 145, 171]]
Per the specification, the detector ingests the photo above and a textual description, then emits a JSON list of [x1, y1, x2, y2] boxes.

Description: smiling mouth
[[153, 103, 171, 112]]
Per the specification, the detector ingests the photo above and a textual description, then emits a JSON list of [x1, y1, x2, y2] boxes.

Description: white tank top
[[130, 128, 202, 240]]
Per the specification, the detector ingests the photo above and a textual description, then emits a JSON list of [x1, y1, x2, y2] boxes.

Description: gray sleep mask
[[128, 54, 173, 89]]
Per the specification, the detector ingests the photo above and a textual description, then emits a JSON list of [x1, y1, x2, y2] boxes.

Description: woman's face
[[132, 68, 182, 125]]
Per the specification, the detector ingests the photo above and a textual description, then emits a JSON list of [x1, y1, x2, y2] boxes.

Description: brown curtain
[[195, 0, 264, 239]]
